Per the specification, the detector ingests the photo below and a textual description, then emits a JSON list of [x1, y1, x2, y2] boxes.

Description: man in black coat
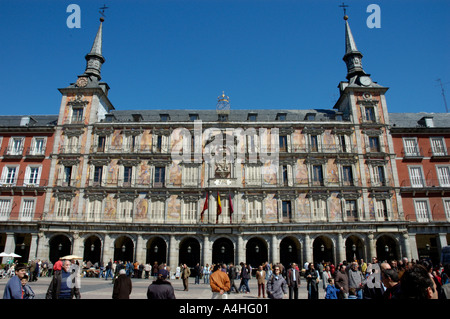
[[147, 269, 176, 299]]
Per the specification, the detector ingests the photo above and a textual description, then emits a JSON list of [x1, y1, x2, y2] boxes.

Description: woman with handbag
[[304, 263, 319, 299]]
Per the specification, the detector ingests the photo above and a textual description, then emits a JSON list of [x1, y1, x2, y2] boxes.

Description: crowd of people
[[2, 256, 450, 299]]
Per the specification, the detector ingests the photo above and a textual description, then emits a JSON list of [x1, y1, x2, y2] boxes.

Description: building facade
[[0, 115, 57, 263], [0, 16, 448, 268], [390, 113, 450, 263]]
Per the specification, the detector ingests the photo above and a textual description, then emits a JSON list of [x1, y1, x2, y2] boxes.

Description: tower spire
[[342, 15, 367, 81], [83, 17, 105, 80]]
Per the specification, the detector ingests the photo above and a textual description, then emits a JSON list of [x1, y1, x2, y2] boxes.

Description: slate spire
[[342, 15, 366, 80], [84, 17, 105, 80]]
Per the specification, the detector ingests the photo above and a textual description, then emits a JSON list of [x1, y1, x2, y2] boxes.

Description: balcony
[[0, 179, 48, 190], [401, 147, 424, 161], [290, 143, 356, 155], [25, 146, 46, 158], [2, 146, 24, 158], [429, 147, 450, 159], [400, 179, 450, 192]]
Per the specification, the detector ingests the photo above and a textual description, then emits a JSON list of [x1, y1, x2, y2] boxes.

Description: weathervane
[[99, 4, 109, 18], [339, 2, 349, 18]]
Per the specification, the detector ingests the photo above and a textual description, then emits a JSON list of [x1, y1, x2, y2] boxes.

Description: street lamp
[[255, 245, 259, 253], [58, 243, 63, 251], [91, 244, 95, 252], [154, 245, 159, 253], [288, 245, 293, 253], [122, 244, 126, 253], [187, 246, 192, 254], [320, 244, 325, 252], [220, 246, 225, 254], [352, 244, 356, 261]]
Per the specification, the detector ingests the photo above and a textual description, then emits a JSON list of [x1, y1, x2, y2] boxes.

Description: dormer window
[[132, 114, 143, 122], [306, 113, 316, 121], [218, 114, 228, 122], [160, 114, 170, 122], [248, 113, 257, 121], [189, 114, 199, 121], [276, 113, 287, 121]]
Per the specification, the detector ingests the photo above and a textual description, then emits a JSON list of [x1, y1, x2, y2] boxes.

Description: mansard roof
[[0, 115, 58, 128], [389, 112, 450, 129]]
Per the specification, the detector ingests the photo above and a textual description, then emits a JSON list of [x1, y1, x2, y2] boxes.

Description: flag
[[216, 192, 222, 224], [229, 192, 234, 224], [201, 191, 208, 222]]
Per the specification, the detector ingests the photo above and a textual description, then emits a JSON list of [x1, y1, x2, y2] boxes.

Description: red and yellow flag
[[216, 192, 222, 224]]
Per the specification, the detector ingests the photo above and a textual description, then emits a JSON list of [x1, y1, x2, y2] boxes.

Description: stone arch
[[146, 236, 168, 265], [83, 234, 103, 264], [280, 236, 302, 267], [48, 233, 72, 263], [312, 235, 335, 265]]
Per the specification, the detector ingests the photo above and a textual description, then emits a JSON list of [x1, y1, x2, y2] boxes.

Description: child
[[325, 278, 341, 299], [348, 287, 357, 299], [21, 275, 35, 299]]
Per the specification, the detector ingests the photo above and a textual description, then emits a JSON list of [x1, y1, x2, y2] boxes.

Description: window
[[276, 113, 286, 121], [183, 165, 198, 186], [312, 165, 324, 186], [368, 136, 380, 152], [88, 200, 102, 221], [97, 136, 106, 152], [310, 135, 319, 152], [63, 166, 73, 186], [338, 135, 349, 153], [56, 199, 71, 218], [282, 201, 292, 221], [279, 135, 287, 152], [189, 114, 199, 121], [25, 166, 41, 186], [31, 137, 46, 155], [372, 165, 386, 186], [0, 199, 11, 220], [154, 167, 166, 187], [123, 166, 133, 185], [160, 114, 170, 121], [119, 200, 133, 220], [21, 199, 35, 220], [184, 202, 197, 223], [9, 137, 24, 155], [444, 199, 450, 220], [72, 108, 83, 123], [342, 166, 354, 186], [248, 114, 257, 121], [282, 165, 288, 186], [312, 199, 326, 221], [248, 199, 262, 223], [365, 106, 376, 122], [156, 135, 162, 152], [437, 166, 450, 187], [93, 166, 103, 185], [403, 138, 420, 156], [375, 199, 389, 221], [306, 114, 316, 121], [1, 166, 18, 185], [245, 165, 260, 186], [346, 200, 358, 221], [414, 200, 430, 222], [218, 114, 228, 122], [150, 200, 165, 222], [431, 137, 447, 156], [409, 167, 424, 187]]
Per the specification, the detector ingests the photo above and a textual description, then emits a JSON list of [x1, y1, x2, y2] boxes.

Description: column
[[237, 235, 245, 265], [168, 235, 178, 269], [203, 235, 211, 266], [303, 234, 312, 265], [135, 235, 146, 264], [72, 232, 83, 257], [408, 233, 419, 261], [103, 234, 115, 265], [367, 232, 377, 260], [28, 233, 39, 260], [336, 233, 345, 263], [271, 234, 279, 263], [36, 232, 49, 261], [2, 233, 15, 264]]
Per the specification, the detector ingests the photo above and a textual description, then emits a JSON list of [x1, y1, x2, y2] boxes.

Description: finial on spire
[[339, 2, 349, 18]]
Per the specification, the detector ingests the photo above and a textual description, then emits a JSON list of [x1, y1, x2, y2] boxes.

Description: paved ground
[[0, 275, 313, 299]]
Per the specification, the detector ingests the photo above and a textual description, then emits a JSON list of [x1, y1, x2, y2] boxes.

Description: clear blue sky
[[1, 0, 449, 115]]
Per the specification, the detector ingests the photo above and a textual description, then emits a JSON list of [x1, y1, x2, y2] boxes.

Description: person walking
[[147, 269, 176, 299], [228, 263, 239, 293], [46, 260, 81, 299], [238, 262, 251, 293], [255, 265, 266, 298], [286, 263, 301, 299], [105, 259, 114, 280], [209, 264, 231, 299], [112, 269, 132, 299], [3, 263, 27, 299], [304, 263, 319, 299], [194, 263, 201, 285], [266, 265, 287, 299], [181, 264, 191, 291]]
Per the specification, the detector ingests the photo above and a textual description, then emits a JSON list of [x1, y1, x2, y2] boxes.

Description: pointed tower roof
[[342, 15, 366, 80], [83, 18, 106, 80]]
